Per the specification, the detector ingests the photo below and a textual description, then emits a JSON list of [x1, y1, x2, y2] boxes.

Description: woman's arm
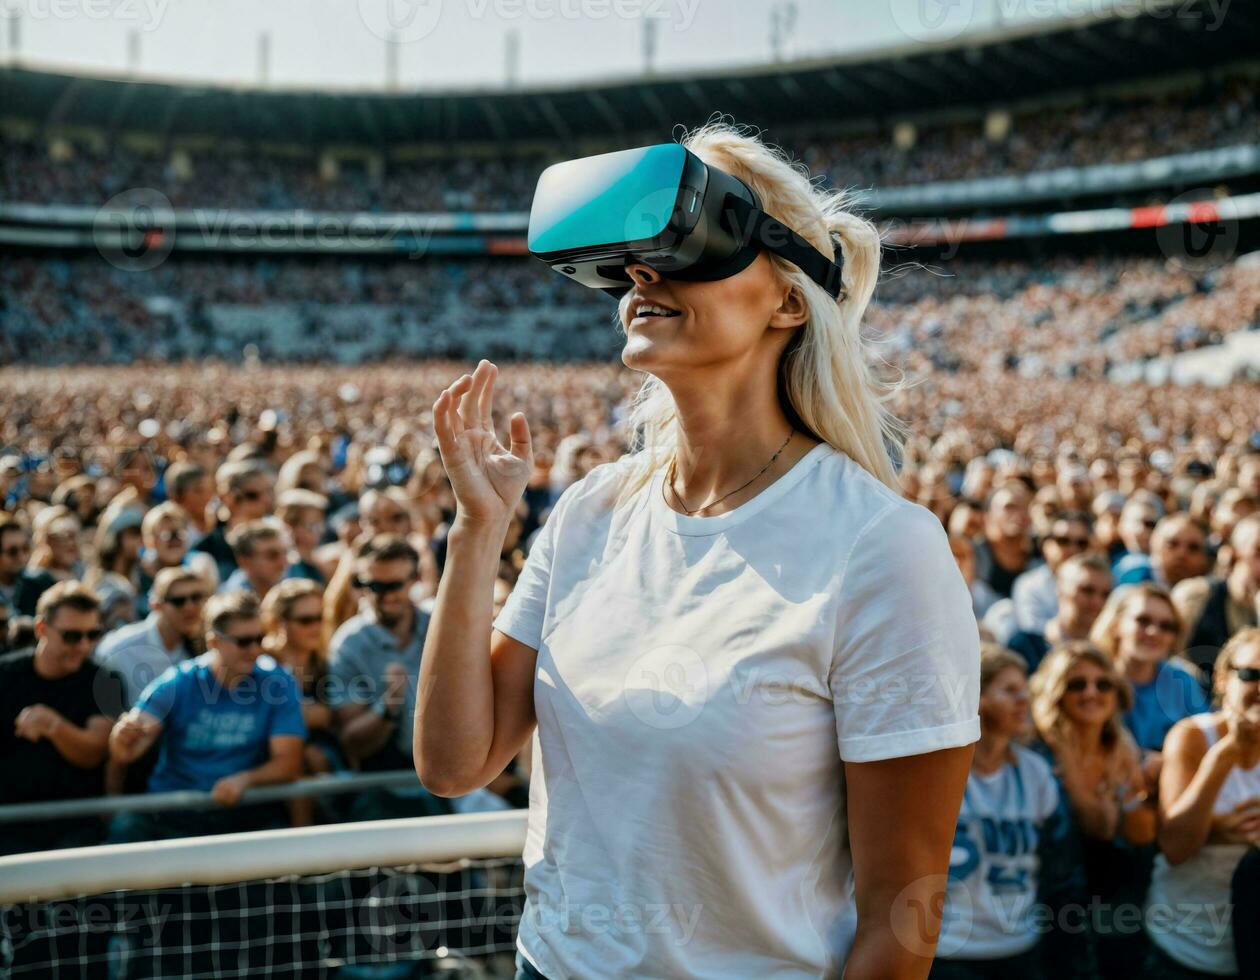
[[844, 744, 974, 980], [1118, 742, 1157, 846], [1158, 717, 1237, 865]]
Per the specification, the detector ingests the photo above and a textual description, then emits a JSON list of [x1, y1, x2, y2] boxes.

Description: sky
[[0, 0, 1120, 91]]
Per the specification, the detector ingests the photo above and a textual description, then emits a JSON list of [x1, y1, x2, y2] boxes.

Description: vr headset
[[527, 143, 845, 301]]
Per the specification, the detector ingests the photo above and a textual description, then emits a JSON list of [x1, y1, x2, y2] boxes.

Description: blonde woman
[[1146, 627, 1260, 979], [1091, 583, 1209, 760], [1030, 641, 1156, 980], [418, 123, 980, 978]]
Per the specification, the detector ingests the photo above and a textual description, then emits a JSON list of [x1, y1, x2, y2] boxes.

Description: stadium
[[2, 0, 1260, 977]]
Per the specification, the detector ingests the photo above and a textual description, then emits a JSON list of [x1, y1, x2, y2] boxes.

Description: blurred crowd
[[0, 359, 1259, 977], [4, 251, 1258, 375], [3, 73, 1256, 211]]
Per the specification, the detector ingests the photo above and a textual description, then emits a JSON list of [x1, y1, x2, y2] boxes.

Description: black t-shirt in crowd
[[0, 649, 121, 805]]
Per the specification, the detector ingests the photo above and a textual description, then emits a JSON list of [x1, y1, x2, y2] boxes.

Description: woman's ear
[[769, 284, 809, 330]]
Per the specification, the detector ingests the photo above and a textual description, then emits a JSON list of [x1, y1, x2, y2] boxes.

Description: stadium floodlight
[[527, 143, 845, 301]]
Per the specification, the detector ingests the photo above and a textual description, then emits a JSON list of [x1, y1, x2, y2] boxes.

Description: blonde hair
[[1213, 626, 1260, 705], [1030, 641, 1134, 764], [1090, 582, 1185, 662], [610, 120, 901, 507]]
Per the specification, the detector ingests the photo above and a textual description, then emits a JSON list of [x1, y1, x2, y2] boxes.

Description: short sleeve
[[267, 670, 308, 740], [830, 502, 981, 763], [326, 629, 367, 708], [135, 666, 181, 723], [493, 486, 573, 651]]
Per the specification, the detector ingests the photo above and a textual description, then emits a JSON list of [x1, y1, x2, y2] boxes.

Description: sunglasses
[[1134, 614, 1178, 635], [157, 528, 187, 543], [165, 592, 206, 608], [1065, 676, 1116, 694], [216, 630, 265, 650], [53, 626, 104, 645], [353, 577, 408, 596], [288, 614, 323, 626], [2, 545, 30, 558], [238, 489, 269, 501], [1230, 666, 1260, 683], [1141, 519, 1159, 530], [1052, 535, 1090, 548]]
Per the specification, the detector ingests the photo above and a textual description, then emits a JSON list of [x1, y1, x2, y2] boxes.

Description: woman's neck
[[973, 731, 1011, 775], [1068, 720, 1107, 754], [1120, 653, 1158, 686]]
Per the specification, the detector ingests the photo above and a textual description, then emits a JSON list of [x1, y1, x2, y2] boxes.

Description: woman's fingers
[[508, 412, 531, 462], [449, 374, 472, 437], [476, 361, 497, 435]]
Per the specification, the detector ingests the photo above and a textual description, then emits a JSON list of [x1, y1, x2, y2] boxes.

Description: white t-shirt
[[937, 744, 1061, 960], [493, 441, 981, 979]]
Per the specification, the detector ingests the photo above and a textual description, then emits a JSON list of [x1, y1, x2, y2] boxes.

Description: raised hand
[[432, 359, 532, 530]]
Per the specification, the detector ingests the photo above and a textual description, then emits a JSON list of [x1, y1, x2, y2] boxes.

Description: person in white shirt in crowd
[[95, 567, 207, 708], [932, 647, 1066, 980], [1011, 510, 1094, 635], [416, 123, 980, 980], [1146, 627, 1260, 980]]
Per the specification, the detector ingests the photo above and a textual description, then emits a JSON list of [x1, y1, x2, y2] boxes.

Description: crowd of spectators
[[0, 358, 1258, 975], [3, 73, 1256, 211], [4, 250, 1258, 374]]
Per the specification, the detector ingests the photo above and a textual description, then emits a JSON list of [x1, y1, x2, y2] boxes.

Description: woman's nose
[[625, 262, 662, 287]]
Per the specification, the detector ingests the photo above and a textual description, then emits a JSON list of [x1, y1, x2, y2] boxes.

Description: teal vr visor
[[527, 143, 846, 300]]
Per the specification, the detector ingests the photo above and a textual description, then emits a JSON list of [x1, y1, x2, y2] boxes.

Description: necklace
[[665, 430, 794, 516]]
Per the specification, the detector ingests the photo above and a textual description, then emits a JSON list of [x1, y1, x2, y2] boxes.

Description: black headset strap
[[723, 195, 846, 300]]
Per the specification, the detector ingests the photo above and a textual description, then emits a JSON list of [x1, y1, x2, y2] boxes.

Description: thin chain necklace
[[665, 430, 795, 516]]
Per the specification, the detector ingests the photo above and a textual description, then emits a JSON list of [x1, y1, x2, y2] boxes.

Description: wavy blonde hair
[[1089, 582, 1185, 663], [609, 120, 901, 507], [1030, 641, 1134, 766]]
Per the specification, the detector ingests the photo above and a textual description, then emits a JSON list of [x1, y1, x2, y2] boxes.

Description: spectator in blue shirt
[[106, 590, 305, 842], [1091, 583, 1209, 786]]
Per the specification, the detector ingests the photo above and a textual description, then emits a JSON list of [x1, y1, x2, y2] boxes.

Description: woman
[[417, 123, 980, 978], [1146, 627, 1260, 979], [1030, 641, 1157, 979], [932, 647, 1063, 980], [261, 578, 339, 825], [29, 504, 83, 581], [1091, 583, 1209, 767]]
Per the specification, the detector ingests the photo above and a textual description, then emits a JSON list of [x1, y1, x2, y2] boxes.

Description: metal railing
[[0, 769, 421, 824]]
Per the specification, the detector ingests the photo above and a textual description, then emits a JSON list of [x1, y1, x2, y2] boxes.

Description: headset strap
[[724, 195, 846, 300]]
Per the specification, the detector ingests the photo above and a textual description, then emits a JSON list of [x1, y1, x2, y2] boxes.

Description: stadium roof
[[2, 0, 1257, 146]]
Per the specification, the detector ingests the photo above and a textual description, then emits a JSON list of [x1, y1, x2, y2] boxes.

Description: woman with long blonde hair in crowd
[[417, 121, 980, 978], [1030, 641, 1157, 979]]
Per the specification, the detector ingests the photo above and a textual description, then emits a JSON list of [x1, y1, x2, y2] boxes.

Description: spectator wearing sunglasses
[[1174, 514, 1260, 673], [1009, 553, 1112, 674], [106, 590, 305, 843], [1111, 495, 1164, 577], [193, 460, 276, 584], [0, 515, 55, 617], [0, 581, 119, 855], [1012, 510, 1095, 635], [134, 502, 215, 620], [1147, 628, 1260, 979], [1030, 642, 1157, 980], [220, 519, 290, 597], [95, 568, 206, 708], [1115, 514, 1211, 590], [1092, 584, 1210, 758], [262, 578, 340, 825]]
